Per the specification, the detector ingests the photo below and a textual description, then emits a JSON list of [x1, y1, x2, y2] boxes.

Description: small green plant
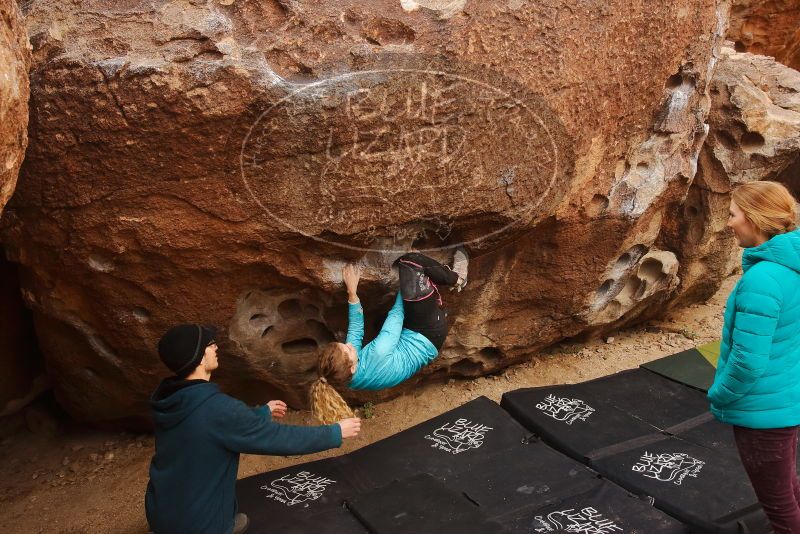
[[680, 328, 698, 341], [560, 344, 583, 354], [361, 402, 375, 419]]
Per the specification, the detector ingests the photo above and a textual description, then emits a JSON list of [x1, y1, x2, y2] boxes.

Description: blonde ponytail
[[310, 342, 357, 424], [310, 377, 354, 424]]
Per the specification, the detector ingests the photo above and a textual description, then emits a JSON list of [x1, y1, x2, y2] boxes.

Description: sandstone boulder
[[663, 46, 800, 308], [0, 0, 30, 213], [728, 0, 800, 72], [1, 0, 729, 427], [0, 0, 35, 416]]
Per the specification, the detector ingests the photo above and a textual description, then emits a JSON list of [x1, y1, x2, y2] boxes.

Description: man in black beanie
[[145, 324, 361, 534]]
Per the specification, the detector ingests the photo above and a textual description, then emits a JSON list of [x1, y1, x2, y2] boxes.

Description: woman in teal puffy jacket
[[709, 180, 800, 534]]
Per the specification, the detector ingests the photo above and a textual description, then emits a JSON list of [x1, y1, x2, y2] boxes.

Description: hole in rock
[[618, 277, 643, 301], [614, 244, 647, 272], [665, 73, 683, 90], [614, 276, 646, 304], [451, 358, 485, 375], [261, 326, 274, 337], [132, 307, 150, 323], [734, 40, 747, 53], [636, 161, 650, 170], [604, 300, 622, 316], [597, 279, 614, 297], [281, 338, 319, 354], [361, 17, 416, 45], [88, 255, 114, 273], [686, 205, 699, 217], [277, 299, 303, 319], [194, 50, 224, 61], [586, 194, 609, 217], [250, 313, 267, 322], [717, 130, 738, 150], [635, 279, 647, 300], [628, 244, 648, 256], [614, 159, 630, 179], [740, 131, 765, 152], [479, 347, 504, 360], [639, 258, 666, 284]]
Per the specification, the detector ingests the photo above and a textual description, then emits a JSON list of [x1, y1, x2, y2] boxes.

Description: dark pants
[[734, 425, 800, 534], [395, 253, 459, 351]]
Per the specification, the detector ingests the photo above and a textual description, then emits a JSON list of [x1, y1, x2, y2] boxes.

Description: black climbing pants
[[394, 253, 459, 351]]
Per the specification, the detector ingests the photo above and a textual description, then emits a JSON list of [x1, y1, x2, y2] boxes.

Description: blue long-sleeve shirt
[[347, 292, 439, 390]]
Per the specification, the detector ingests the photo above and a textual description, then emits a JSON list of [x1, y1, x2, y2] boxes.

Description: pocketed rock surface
[[728, 0, 800, 71], [0, 0, 740, 426]]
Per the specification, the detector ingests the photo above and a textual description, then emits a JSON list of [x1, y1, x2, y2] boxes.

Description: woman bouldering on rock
[[310, 250, 469, 424]]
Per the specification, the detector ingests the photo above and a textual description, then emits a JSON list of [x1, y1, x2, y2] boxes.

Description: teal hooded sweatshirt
[[145, 378, 342, 534], [708, 229, 800, 429]]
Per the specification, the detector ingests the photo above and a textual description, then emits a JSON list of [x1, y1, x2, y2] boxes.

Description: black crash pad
[[236, 455, 367, 533], [346, 473, 509, 534], [590, 434, 769, 534], [640, 343, 720, 392], [500, 368, 711, 463], [347, 395, 600, 514], [500, 478, 688, 534], [238, 396, 692, 533]]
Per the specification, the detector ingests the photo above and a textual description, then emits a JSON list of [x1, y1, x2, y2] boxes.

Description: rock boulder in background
[[728, 0, 800, 72], [0, 0, 30, 213], [0, 0, 36, 417], [662, 46, 800, 308]]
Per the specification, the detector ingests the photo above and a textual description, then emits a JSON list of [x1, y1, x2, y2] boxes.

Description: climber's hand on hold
[[343, 263, 361, 302]]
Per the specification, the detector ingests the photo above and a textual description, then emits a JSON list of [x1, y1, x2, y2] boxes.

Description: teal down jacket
[[347, 292, 439, 390], [709, 229, 800, 429]]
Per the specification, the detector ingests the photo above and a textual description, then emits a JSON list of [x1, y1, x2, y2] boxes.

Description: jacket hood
[[150, 377, 219, 429], [742, 229, 800, 274]]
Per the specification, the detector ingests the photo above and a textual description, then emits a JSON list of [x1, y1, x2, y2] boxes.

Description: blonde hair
[[309, 343, 355, 424], [732, 181, 798, 237]]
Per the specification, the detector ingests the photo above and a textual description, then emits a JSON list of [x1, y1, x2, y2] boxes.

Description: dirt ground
[[0, 275, 737, 534]]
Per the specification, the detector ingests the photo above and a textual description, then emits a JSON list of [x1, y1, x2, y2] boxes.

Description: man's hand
[[267, 400, 287, 419], [342, 264, 361, 303], [337, 417, 361, 439]]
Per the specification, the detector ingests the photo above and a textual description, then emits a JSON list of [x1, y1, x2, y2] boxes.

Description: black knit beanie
[[158, 324, 217, 377]]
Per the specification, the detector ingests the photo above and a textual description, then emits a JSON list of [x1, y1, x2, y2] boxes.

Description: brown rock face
[[728, 0, 800, 71], [0, 251, 44, 417], [0, 0, 30, 214], [663, 46, 800, 308], [0, 0, 34, 415], [1, 0, 731, 427]]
